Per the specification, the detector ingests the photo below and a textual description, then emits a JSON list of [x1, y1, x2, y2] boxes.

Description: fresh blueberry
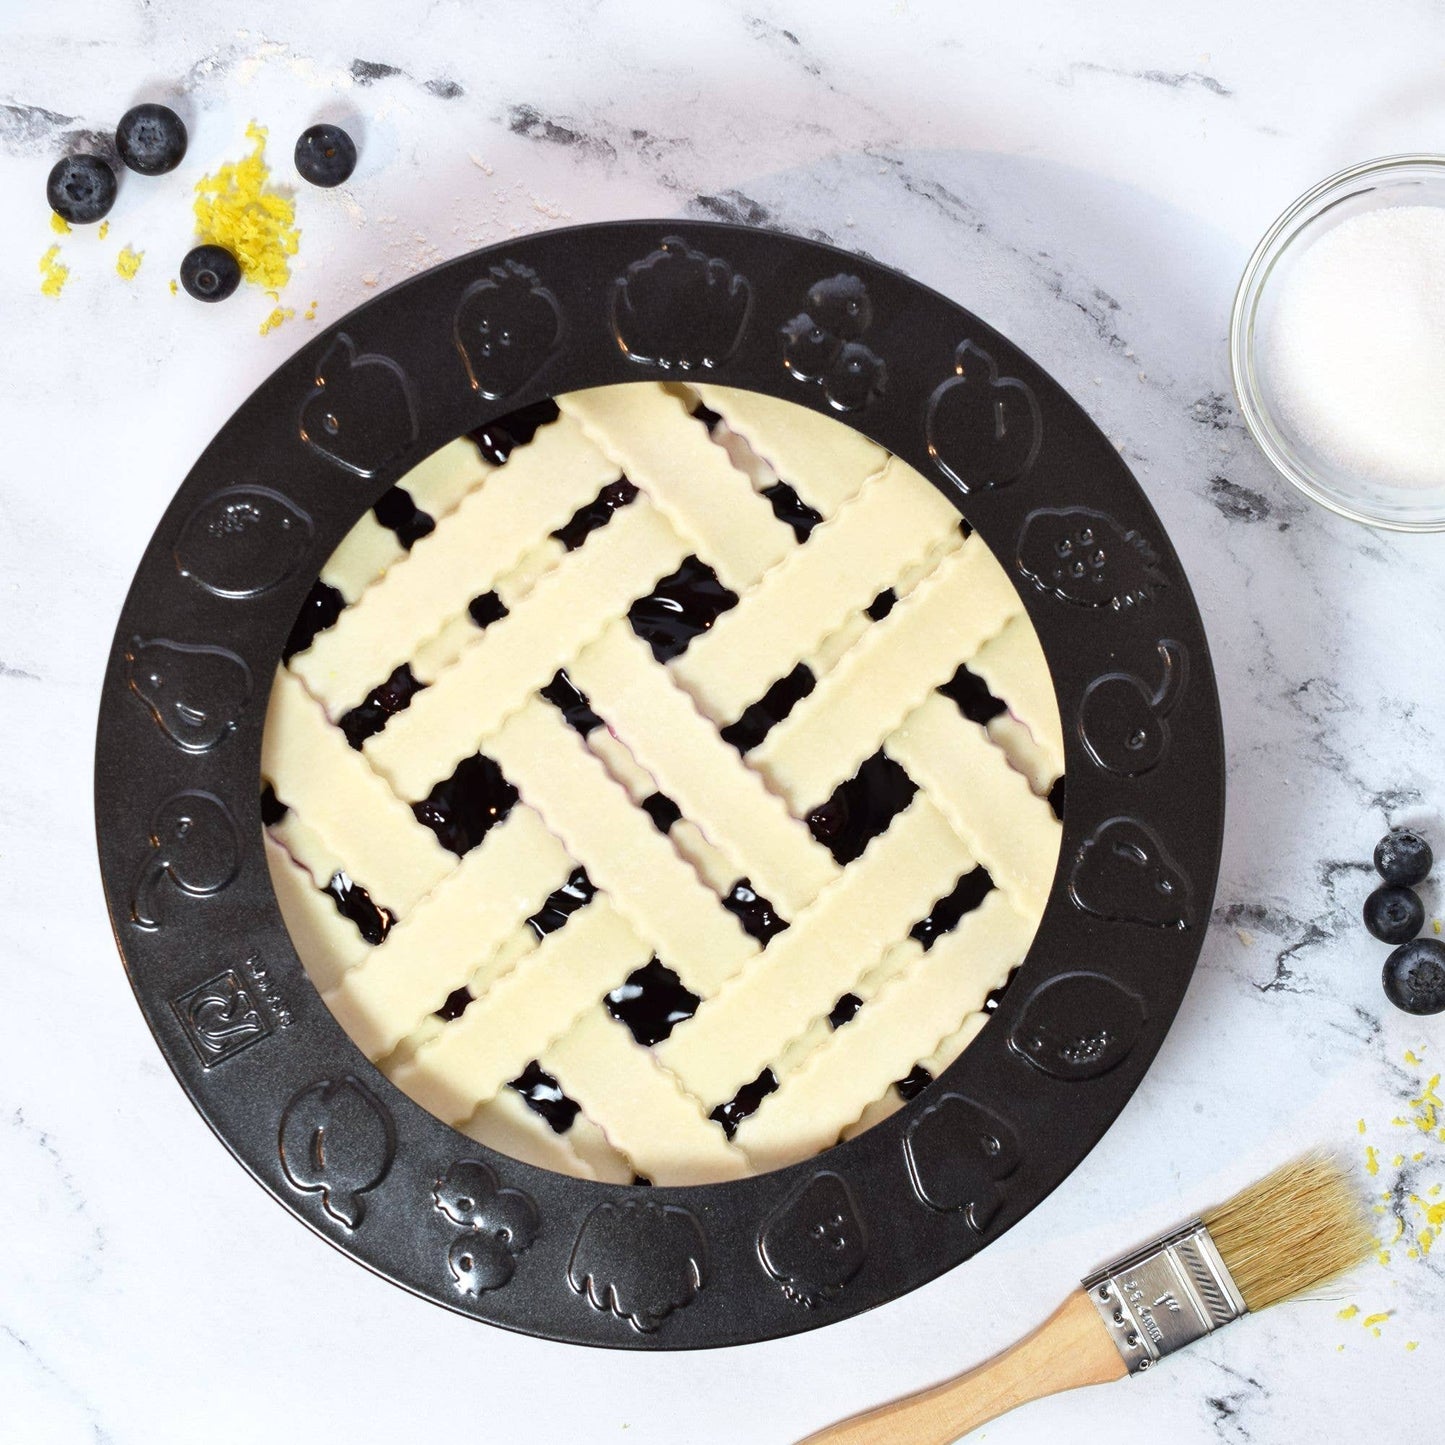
[[294, 124, 357, 188], [1374, 827, 1432, 886], [115, 103, 188, 175], [1363, 884, 1424, 944], [180, 245, 242, 302], [1382, 937, 1445, 1016], [46, 154, 117, 224]]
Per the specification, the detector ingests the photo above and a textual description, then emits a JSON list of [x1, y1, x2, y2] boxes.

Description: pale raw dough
[[262, 382, 1064, 1185]]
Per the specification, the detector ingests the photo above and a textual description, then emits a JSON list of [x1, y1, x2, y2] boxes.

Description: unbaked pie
[[261, 382, 1064, 1186]]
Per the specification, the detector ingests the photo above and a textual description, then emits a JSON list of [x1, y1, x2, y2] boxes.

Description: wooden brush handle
[[798, 1290, 1128, 1445]]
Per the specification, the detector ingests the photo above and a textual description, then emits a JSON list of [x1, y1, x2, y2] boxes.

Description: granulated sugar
[[1265, 205, 1445, 489]]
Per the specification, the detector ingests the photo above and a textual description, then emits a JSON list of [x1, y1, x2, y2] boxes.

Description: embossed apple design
[[453, 260, 562, 400], [759, 1171, 867, 1307], [1016, 506, 1168, 609], [926, 340, 1042, 493], [125, 637, 251, 753], [567, 1199, 706, 1332], [299, 334, 418, 478], [278, 1077, 395, 1228], [1069, 817, 1190, 928], [611, 235, 753, 370], [173, 485, 313, 598], [129, 790, 239, 930], [433, 1159, 538, 1295], [1078, 640, 1187, 775]]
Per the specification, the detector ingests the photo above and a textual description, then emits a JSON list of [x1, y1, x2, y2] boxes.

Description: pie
[[260, 382, 1064, 1186]]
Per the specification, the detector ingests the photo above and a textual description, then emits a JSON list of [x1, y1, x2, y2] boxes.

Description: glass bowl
[[1230, 154, 1445, 532]]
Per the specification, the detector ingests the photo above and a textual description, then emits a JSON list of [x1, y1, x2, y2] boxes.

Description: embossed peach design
[[1078, 641, 1188, 776], [298, 334, 419, 478]]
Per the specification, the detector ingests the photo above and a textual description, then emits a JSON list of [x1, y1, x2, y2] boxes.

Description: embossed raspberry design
[[781, 274, 886, 411]]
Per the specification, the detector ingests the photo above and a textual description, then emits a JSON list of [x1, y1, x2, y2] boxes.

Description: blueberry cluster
[[1364, 828, 1444, 1015], [44, 105, 356, 303]]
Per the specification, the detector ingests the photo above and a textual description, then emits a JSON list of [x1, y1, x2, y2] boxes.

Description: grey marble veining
[[2, 1, 1444, 1441]]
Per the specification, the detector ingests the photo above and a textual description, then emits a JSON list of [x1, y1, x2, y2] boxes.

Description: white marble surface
[[3, 2, 1445, 1441]]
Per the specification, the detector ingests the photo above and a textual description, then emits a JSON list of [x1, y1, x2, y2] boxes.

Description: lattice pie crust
[[261, 383, 1064, 1185]]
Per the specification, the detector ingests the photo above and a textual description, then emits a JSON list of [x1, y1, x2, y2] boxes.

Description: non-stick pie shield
[[95, 221, 1224, 1348]]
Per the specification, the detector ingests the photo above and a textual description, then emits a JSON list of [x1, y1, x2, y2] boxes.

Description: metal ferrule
[[1081, 1221, 1247, 1375]]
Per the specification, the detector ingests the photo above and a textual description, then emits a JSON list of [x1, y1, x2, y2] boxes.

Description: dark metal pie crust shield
[[94, 221, 1224, 1349]]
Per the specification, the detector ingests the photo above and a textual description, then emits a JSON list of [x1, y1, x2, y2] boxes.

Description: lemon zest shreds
[[1337, 1305, 1359, 1320], [50, 212, 70, 234], [1365, 1145, 1379, 1176], [169, 278, 178, 295], [116, 246, 143, 280], [39, 245, 68, 297], [1358, 1118, 1367, 1135], [98, 219, 109, 240], [259, 305, 294, 336], [1405, 1049, 1423, 1065], [1361, 1312, 1390, 1328], [1406, 1340, 1419, 1351], [193, 123, 299, 290]]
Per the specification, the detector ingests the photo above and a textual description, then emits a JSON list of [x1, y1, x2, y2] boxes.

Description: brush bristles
[[1202, 1154, 1374, 1313]]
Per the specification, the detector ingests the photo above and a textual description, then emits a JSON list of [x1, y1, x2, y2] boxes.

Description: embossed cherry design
[[129, 791, 240, 930], [1078, 641, 1188, 776]]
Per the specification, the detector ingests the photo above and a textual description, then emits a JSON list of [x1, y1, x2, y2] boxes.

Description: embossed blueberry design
[[926, 340, 1042, 493], [124, 637, 252, 753], [130, 791, 240, 930], [172, 966, 271, 1067], [278, 1076, 395, 1229], [1078, 641, 1187, 776], [453, 260, 563, 400], [1069, 817, 1191, 928], [758, 1170, 867, 1307], [432, 1159, 539, 1295], [904, 1094, 1021, 1230], [567, 1199, 706, 1332], [1008, 972, 1147, 1081], [174, 486, 313, 599], [610, 235, 752, 371], [1016, 507, 1167, 609], [781, 274, 886, 411], [299, 334, 419, 478]]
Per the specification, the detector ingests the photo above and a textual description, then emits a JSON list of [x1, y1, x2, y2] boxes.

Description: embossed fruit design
[[125, 637, 251, 753], [781, 273, 886, 411], [1078, 640, 1187, 776], [904, 1094, 1020, 1230], [278, 1077, 395, 1228], [433, 1159, 538, 1295], [299, 334, 418, 478], [129, 790, 239, 930], [611, 235, 752, 370], [1016, 506, 1168, 609], [1008, 971, 1147, 1081], [925, 340, 1042, 493], [758, 1171, 867, 1307], [1068, 817, 1190, 928], [453, 260, 562, 399], [567, 1199, 706, 1332], [174, 485, 313, 598]]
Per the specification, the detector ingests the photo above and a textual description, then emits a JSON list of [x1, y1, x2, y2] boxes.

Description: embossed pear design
[[299, 333, 419, 478], [125, 637, 251, 753], [174, 486, 313, 599], [926, 340, 1042, 493], [433, 1159, 538, 1295], [1016, 506, 1168, 609], [1009, 971, 1147, 1081], [758, 1171, 867, 1307], [129, 791, 239, 930], [610, 235, 752, 371], [278, 1077, 394, 1229], [1069, 817, 1192, 929], [904, 1094, 1021, 1231], [780, 273, 886, 411], [1079, 641, 1188, 776], [568, 1199, 706, 1333], [453, 260, 562, 400]]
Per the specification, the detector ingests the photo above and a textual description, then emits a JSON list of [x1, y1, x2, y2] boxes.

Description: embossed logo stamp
[[172, 966, 271, 1067]]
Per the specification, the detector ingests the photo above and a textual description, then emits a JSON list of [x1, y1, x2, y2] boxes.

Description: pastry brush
[[800, 1154, 1373, 1445]]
